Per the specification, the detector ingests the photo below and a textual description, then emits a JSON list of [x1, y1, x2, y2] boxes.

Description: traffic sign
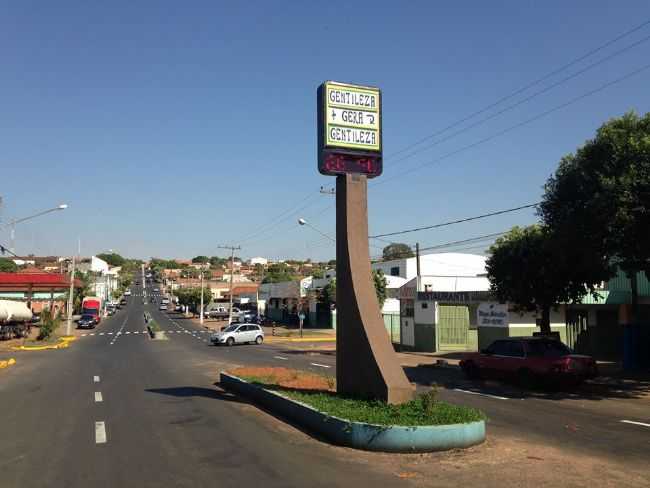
[[317, 81, 383, 177]]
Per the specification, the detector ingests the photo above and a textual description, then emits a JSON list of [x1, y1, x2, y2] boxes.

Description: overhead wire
[[386, 18, 650, 160], [370, 203, 539, 239]]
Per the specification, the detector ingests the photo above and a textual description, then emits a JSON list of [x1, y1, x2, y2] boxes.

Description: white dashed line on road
[[274, 356, 288, 361], [125, 331, 131, 334], [89, 333, 95, 336], [95, 392, 103, 403], [93, 376, 100, 383], [81, 334, 87, 337], [107, 332, 113, 335], [452, 388, 510, 400], [95, 421, 107, 444], [621, 420, 650, 428], [310, 363, 331, 368], [99, 333, 104, 335]]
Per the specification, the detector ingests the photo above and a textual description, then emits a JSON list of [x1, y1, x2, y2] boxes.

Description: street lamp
[[0, 203, 69, 253], [297, 218, 335, 242]]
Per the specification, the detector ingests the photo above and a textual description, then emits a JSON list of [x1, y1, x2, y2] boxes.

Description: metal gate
[[437, 305, 469, 351], [566, 309, 589, 354]]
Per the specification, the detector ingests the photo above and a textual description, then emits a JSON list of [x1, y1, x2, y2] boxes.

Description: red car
[[460, 337, 598, 386]]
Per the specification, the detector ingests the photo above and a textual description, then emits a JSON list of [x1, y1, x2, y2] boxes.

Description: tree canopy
[[0, 257, 18, 272], [96, 252, 126, 267], [192, 256, 210, 264], [486, 225, 609, 334], [174, 287, 212, 313], [382, 243, 414, 261], [540, 111, 650, 313]]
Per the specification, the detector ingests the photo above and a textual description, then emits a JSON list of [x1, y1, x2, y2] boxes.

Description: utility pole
[[218, 244, 241, 324], [66, 255, 76, 336], [199, 271, 204, 325]]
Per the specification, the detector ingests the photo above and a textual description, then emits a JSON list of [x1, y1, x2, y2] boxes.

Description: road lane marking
[[93, 376, 100, 383], [89, 333, 95, 336], [274, 356, 288, 360], [621, 420, 650, 428], [95, 421, 107, 444], [99, 333, 104, 335], [107, 332, 113, 335], [452, 388, 510, 400], [310, 363, 331, 368], [81, 334, 87, 337], [95, 392, 103, 402], [125, 331, 131, 334]]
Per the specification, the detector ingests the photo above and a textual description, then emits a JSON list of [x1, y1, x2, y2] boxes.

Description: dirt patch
[[229, 366, 334, 391]]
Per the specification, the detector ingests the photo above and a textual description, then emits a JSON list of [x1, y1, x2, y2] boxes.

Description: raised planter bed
[[220, 372, 485, 453]]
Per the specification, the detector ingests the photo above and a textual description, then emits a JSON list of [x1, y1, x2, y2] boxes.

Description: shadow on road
[[403, 364, 650, 401], [146, 386, 248, 404]]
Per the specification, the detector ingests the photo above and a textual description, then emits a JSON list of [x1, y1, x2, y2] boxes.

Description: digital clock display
[[318, 151, 382, 178]]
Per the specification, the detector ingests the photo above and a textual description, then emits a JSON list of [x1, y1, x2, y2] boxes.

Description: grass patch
[[147, 320, 161, 332], [235, 371, 485, 427]]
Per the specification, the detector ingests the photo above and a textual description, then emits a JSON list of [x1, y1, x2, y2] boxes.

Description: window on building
[[390, 266, 400, 276], [402, 300, 414, 317], [424, 284, 432, 292], [421, 302, 428, 309]]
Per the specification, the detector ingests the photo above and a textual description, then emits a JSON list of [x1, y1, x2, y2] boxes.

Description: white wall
[[373, 253, 487, 280]]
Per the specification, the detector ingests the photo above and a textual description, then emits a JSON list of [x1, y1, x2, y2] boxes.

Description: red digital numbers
[[321, 153, 380, 177]]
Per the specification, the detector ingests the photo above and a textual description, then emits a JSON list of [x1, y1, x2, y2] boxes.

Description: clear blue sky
[[2, 1, 649, 261]]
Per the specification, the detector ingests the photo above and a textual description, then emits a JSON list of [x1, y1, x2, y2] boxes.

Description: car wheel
[[226, 337, 235, 347], [462, 361, 481, 380], [255, 335, 263, 345]]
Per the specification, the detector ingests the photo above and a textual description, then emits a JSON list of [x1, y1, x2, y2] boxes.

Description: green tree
[[540, 111, 650, 321], [96, 252, 126, 267], [192, 255, 209, 264], [372, 269, 388, 307], [382, 243, 414, 261], [174, 287, 211, 313], [0, 257, 18, 272], [319, 271, 388, 308], [311, 268, 325, 279], [486, 225, 609, 334], [209, 256, 227, 267]]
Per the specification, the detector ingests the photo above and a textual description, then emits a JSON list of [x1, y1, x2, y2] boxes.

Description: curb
[[11, 336, 76, 351], [220, 372, 486, 453], [0, 358, 16, 369], [266, 337, 336, 343]]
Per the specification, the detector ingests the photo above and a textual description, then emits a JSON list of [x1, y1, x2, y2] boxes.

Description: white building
[[249, 257, 268, 266], [372, 252, 487, 280]]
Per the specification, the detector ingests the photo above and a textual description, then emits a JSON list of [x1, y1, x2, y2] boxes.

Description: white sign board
[[324, 81, 381, 152], [477, 302, 509, 327]]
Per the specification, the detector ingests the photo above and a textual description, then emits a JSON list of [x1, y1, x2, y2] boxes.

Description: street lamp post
[[0, 203, 68, 253]]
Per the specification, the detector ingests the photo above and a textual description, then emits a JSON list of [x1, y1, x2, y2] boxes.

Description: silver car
[[210, 323, 264, 346]]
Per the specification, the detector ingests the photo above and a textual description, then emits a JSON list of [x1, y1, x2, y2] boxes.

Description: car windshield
[[223, 325, 239, 333], [526, 340, 573, 357], [80, 315, 94, 320]]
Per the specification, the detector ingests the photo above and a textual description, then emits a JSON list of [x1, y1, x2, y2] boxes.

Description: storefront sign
[[477, 302, 509, 327]]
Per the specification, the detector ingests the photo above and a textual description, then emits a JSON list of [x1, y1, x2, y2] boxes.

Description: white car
[[159, 304, 167, 311], [210, 323, 264, 346], [124, 290, 132, 296]]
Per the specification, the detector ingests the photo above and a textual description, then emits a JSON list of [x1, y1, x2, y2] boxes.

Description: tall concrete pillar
[[336, 173, 414, 404]]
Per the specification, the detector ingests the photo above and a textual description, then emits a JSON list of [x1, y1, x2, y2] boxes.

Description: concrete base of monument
[[220, 372, 486, 453]]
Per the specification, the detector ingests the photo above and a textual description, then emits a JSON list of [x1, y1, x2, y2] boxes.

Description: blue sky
[[1, 1, 649, 261]]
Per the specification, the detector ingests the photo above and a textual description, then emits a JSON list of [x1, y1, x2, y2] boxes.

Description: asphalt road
[[1, 282, 649, 487], [0, 284, 405, 488]]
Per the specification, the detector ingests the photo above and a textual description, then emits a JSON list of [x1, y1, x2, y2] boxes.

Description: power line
[[370, 203, 539, 238], [389, 32, 650, 166], [387, 18, 650, 160], [372, 61, 650, 187]]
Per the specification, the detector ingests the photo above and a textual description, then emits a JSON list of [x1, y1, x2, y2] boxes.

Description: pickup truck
[[205, 307, 230, 319]]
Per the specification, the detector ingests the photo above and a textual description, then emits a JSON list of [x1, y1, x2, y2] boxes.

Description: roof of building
[[0, 272, 77, 287]]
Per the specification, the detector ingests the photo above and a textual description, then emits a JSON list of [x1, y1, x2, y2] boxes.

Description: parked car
[[459, 337, 598, 387], [124, 289, 132, 296], [205, 307, 229, 319], [210, 323, 264, 346], [77, 314, 98, 329], [159, 304, 168, 311]]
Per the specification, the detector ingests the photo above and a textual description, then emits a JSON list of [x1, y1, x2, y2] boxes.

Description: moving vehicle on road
[[210, 323, 264, 346], [77, 313, 98, 329], [205, 306, 229, 319], [460, 337, 598, 387], [81, 296, 102, 324]]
